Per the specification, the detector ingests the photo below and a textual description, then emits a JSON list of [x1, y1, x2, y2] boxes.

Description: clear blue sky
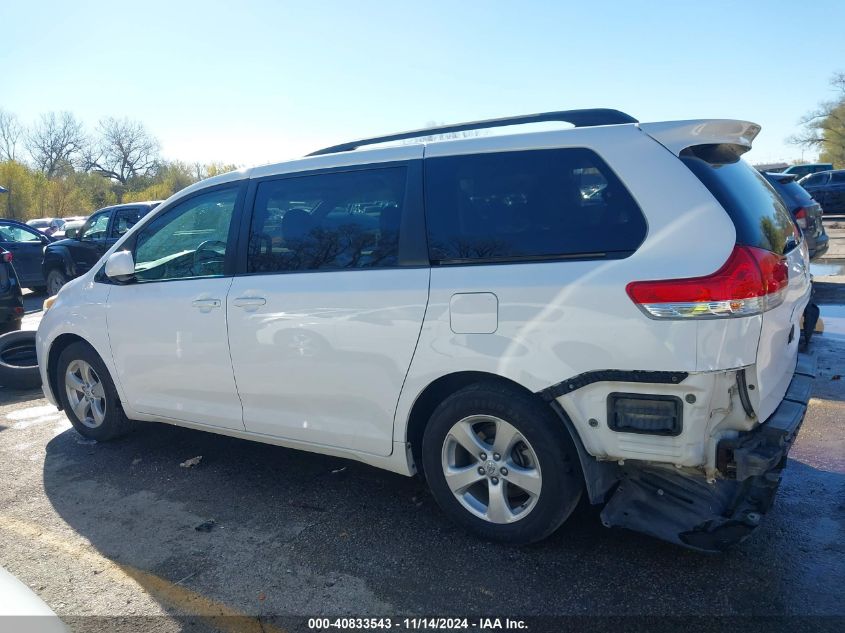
[[2, 0, 843, 167]]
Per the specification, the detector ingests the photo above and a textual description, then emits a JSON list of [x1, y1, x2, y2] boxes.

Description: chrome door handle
[[192, 298, 222, 310], [232, 297, 267, 308]]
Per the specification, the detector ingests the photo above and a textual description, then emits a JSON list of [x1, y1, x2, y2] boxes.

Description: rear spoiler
[[639, 119, 761, 157]]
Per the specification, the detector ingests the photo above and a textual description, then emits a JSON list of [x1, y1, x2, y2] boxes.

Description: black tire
[[46, 269, 68, 296], [0, 330, 41, 389], [56, 341, 133, 441], [422, 382, 582, 545]]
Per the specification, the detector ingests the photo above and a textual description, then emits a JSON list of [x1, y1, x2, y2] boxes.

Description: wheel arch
[[44, 246, 75, 277], [402, 370, 617, 503], [46, 333, 90, 411], [404, 371, 548, 475]]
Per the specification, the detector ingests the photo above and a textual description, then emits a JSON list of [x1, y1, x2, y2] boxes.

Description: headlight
[[43, 295, 57, 312]]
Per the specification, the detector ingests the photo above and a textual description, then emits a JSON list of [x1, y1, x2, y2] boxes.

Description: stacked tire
[[0, 331, 41, 390]]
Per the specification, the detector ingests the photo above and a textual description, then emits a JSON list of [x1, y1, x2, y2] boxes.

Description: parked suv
[[42, 202, 160, 295], [0, 219, 54, 291], [763, 172, 828, 259], [36, 111, 815, 551], [799, 169, 845, 214]]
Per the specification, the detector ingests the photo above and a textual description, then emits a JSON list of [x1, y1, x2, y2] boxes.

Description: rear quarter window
[[424, 148, 646, 263], [681, 149, 797, 255]]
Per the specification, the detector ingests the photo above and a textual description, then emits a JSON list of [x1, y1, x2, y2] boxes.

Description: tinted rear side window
[[681, 150, 797, 255], [779, 181, 815, 207], [247, 167, 407, 273], [424, 148, 646, 263]]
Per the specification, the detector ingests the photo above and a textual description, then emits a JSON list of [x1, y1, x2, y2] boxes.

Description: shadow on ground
[[41, 420, 845, 619]]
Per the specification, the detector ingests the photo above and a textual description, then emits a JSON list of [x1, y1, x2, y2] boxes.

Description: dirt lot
[[1, 220, 843, 633]]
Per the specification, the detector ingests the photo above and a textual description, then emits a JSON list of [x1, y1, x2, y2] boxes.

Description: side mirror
[[65, 227, 78, 239], [104, 250, 135, 282]]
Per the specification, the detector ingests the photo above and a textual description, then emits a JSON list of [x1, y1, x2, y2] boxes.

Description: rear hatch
[[681, 147, 812, 421]]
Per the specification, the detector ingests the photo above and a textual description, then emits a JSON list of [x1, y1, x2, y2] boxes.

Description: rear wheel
[[56, 342, 133, 441], [421, 382, 582, 544], [46, 269, 67, 296]]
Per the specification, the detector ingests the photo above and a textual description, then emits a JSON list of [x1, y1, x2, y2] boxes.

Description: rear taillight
[[1, 252, 11, 263], [794, 207, 807, 229], [626, 245, 788, 319]]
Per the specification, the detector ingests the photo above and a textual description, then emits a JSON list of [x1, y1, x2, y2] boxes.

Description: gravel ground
[[0, 219, 843, 633]]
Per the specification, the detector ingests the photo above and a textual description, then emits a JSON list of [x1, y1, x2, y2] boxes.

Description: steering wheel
[[192, 240, 227, 274]]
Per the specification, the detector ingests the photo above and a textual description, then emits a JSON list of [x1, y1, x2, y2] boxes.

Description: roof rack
[[307, 108, 638, 156]]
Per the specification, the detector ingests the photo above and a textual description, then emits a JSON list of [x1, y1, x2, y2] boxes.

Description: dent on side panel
[[394, 260, 700, 447], [695, 315, 762, 372]]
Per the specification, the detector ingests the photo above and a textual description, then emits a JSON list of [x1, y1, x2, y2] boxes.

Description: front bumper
[[599, 352, 816, 552]]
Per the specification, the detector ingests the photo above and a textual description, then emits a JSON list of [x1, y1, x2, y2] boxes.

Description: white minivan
[[36, 110, 815, 551]]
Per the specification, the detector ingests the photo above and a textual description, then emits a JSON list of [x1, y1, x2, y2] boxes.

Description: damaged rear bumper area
[[599, 353, 816, 552]]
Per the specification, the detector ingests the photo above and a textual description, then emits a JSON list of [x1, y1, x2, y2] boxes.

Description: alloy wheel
[[441, 414, 542, 524], [65, 359, 107, 428]]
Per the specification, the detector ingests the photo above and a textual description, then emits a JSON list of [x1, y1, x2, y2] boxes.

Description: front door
[[0, 222, 48, 287], [73, 211, 113, 275], [227, 161, 429, 456], [106, 184, 246, 430]]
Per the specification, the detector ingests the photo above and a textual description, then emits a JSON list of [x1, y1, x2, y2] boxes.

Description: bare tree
[[789, 72, 845, 164], [25, 111, 87, 177], [25, 112, 81, 175], [0, 109, 23, 161], [84, 117, 160, 185]]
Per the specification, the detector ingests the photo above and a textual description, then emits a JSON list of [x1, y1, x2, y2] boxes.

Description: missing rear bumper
[[599, 353, 815, 552]]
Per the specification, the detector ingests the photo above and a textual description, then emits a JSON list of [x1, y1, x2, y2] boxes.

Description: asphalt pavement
[[0, 219, 843, 633]]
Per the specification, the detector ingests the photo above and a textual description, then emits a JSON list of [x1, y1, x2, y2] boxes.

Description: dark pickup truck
[[42, 201, 161, 295]]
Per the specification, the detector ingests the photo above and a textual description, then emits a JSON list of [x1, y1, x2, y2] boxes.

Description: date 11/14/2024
[[307, 617, 528, 630]]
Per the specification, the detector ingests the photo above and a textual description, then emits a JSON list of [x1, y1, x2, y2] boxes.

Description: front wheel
[[46, 269, 68, 296], [56, 342, 133, 441], [421, 383, 583, 544]]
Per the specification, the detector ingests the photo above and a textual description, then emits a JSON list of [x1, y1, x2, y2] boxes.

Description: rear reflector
[[627, 245, 787, 319], [794, 207, 807, 229], [607, 393, 682, 436], [1, 252, 12, 263]]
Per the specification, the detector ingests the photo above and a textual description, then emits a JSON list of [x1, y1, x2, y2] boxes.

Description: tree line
[[0, 109, 236, 221]]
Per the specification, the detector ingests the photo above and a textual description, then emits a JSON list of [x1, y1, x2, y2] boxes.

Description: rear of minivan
[[597, 130, 814, 550], [399, 120, 815, 551]]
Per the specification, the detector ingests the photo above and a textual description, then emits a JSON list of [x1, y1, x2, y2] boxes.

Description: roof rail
[[307, 108, 638, 156]]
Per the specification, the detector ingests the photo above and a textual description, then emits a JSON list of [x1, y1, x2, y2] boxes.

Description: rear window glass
[[778, 181, 815, 207], [424, 148, 646, 263], [681, 149, 797, 255]]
